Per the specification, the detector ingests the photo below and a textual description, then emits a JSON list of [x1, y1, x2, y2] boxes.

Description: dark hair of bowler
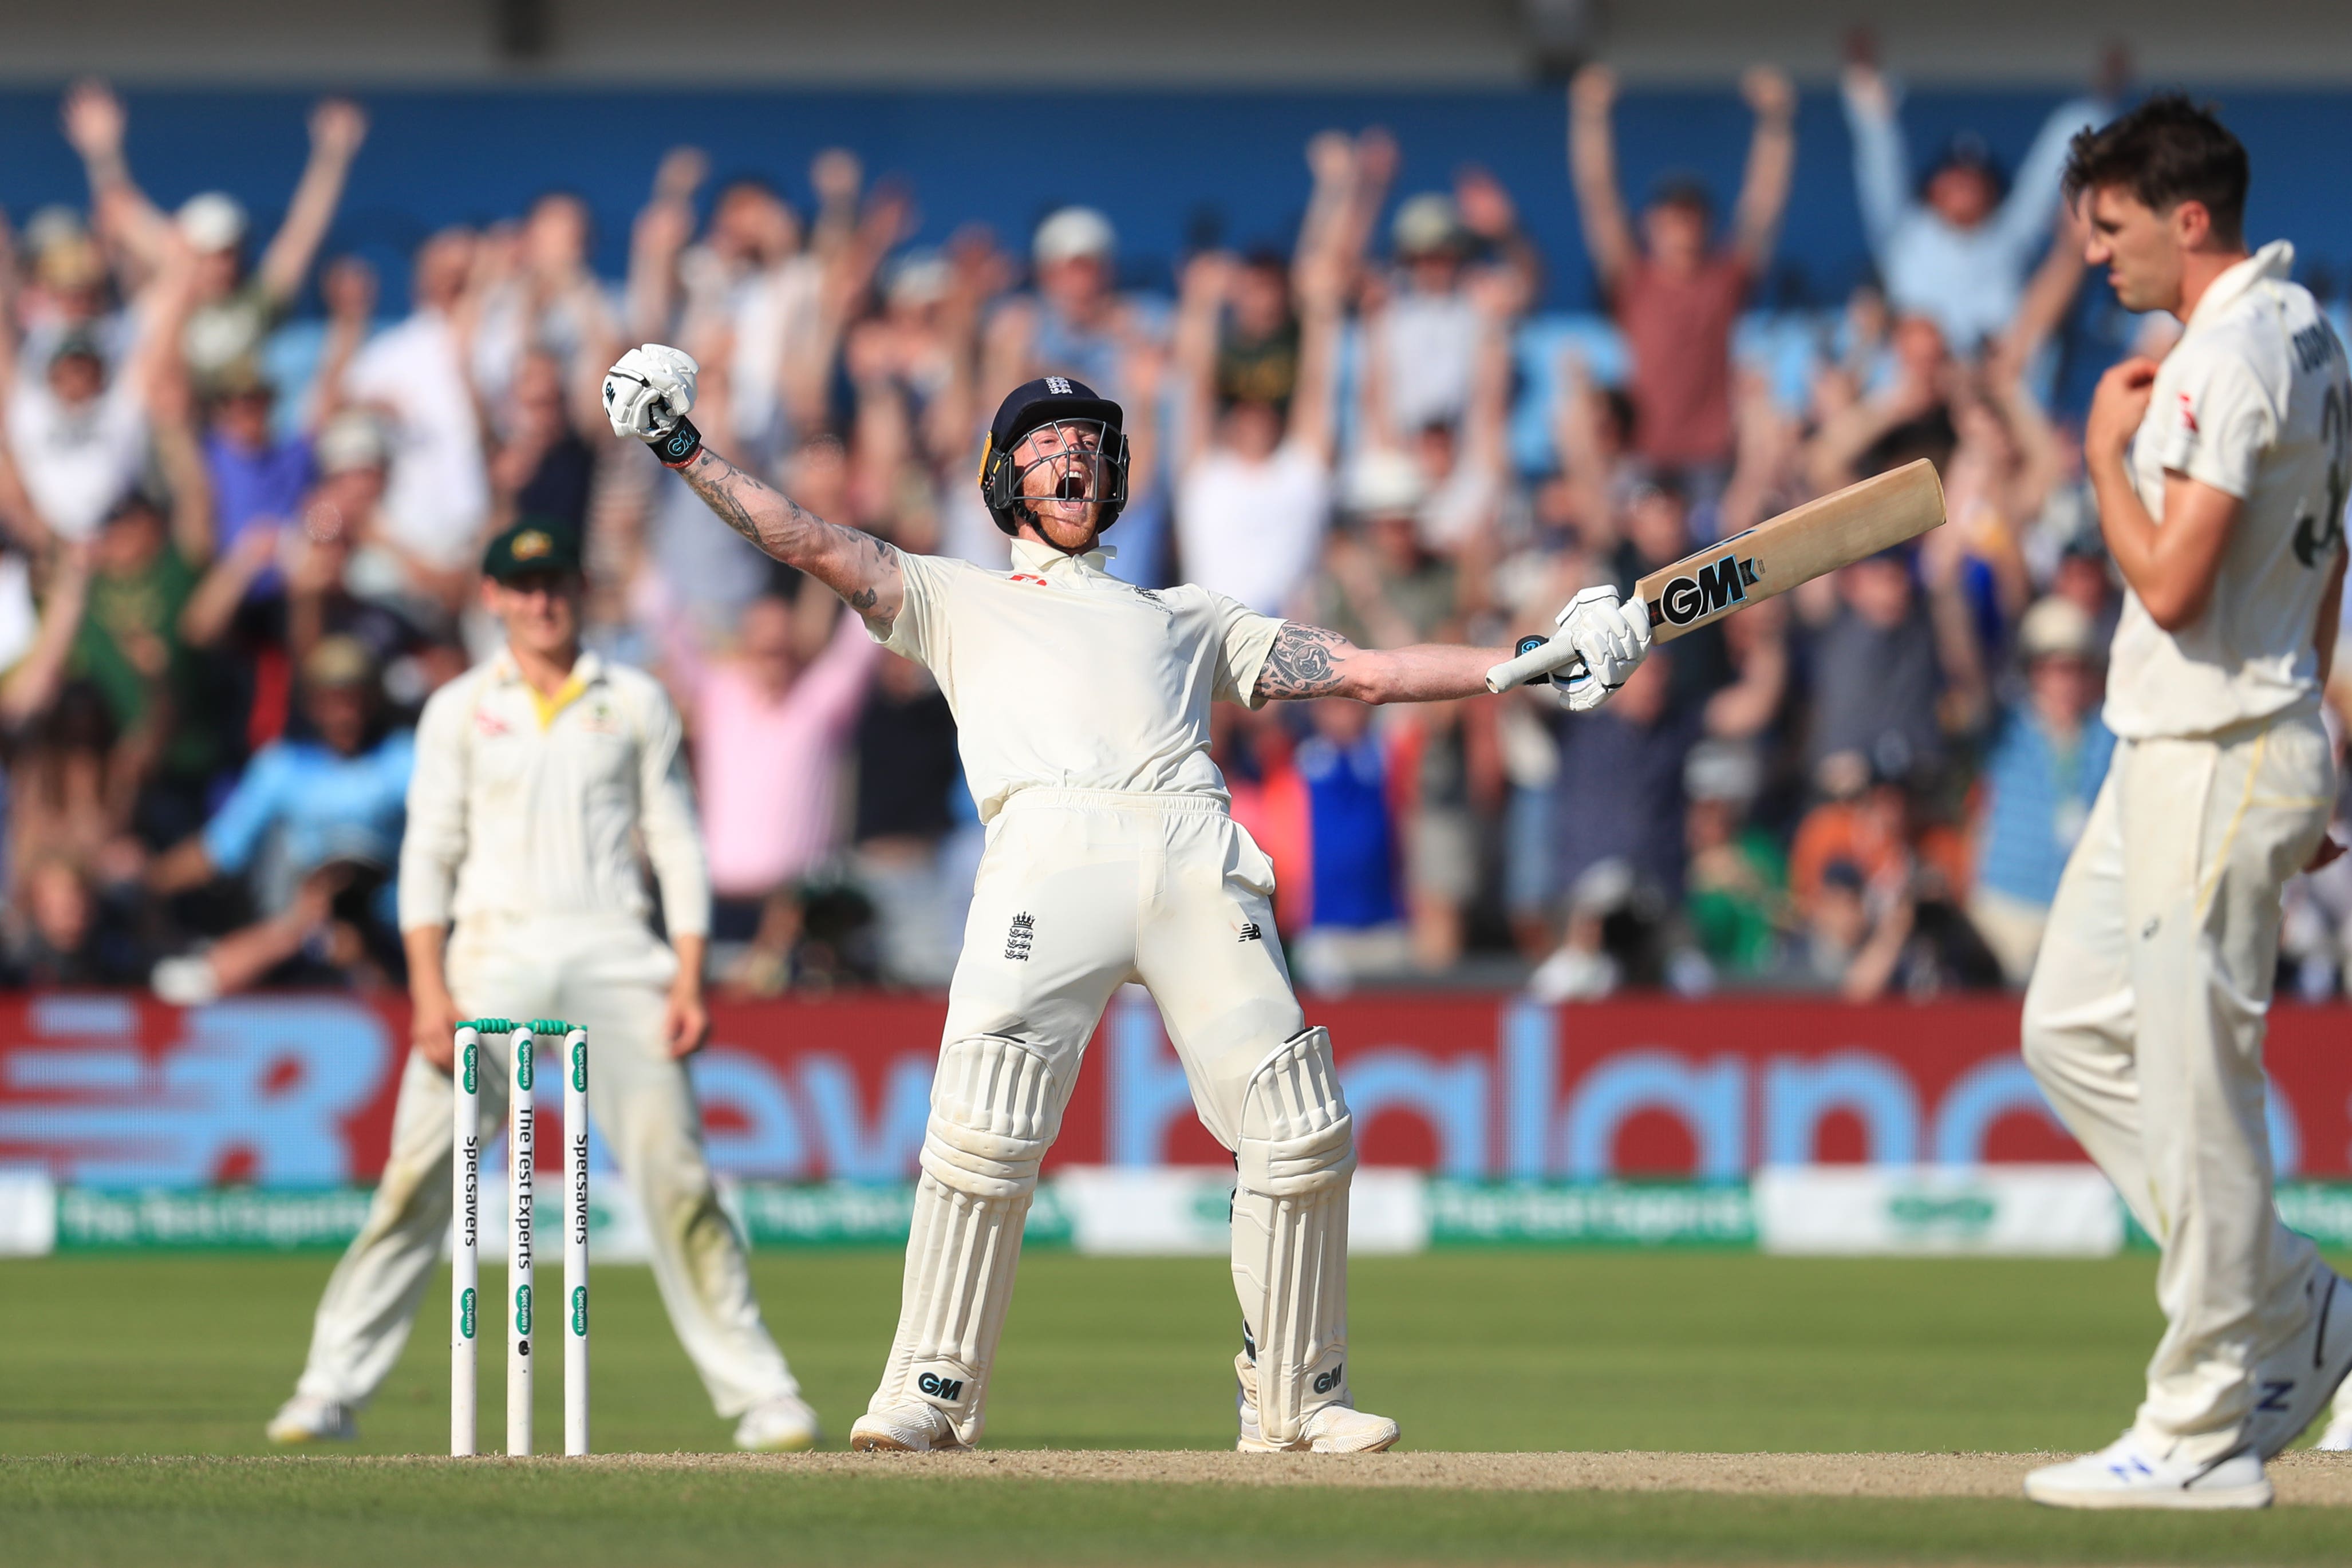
[[2061, 94, 2248, 245]]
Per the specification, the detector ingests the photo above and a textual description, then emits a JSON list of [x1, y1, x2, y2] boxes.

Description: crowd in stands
[[3, 50, 2350, 1006]]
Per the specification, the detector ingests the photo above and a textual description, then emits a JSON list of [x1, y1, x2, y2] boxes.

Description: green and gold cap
[[482, 517, 583, 583]]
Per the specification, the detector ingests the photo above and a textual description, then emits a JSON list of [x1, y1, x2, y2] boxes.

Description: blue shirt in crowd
[[203, 730, 417, 885], [1974, 704, 2115, 907], [1296, 732, 1398, 930], [1844, 89, 2103, 351], [205, 432, 313, 594]]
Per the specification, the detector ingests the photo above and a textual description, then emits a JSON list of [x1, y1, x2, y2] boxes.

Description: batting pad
[[1232, 1025, 1357, 1445], [873, 1034, 1064, 1445]]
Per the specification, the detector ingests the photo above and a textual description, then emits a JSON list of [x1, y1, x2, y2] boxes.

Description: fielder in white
[[266, 520, 820, 1452], [602, 353, 1650, 1451], [2018, 98, 2352, 1509]]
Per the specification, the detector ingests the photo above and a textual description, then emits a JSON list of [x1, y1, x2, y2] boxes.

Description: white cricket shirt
[[398, 649, 711, 936], [2105, 242, 2352, 740], [876, 535, 1284, 821]]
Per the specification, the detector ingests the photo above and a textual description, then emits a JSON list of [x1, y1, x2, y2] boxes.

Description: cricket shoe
[[2317, 1409, 2352, 1451], [733, 1394, 822, 1452], [265, 1394, 356, 1444], [1233, 1353, 1400, 1454], [2023, 1434, 2272, 1510], [2246, 1261, 2352, 1458], [848, 1403, 968, 1452]]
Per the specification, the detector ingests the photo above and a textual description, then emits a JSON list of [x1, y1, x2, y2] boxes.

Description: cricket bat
[[1485, 459, 1946, 694]]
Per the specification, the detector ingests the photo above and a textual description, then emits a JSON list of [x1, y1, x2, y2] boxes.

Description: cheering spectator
[[200, 358, 311, 571], [1289, 699, 1409, 993], [1364, 168, 1539, 445], [1798, 537, 1987, 788], [331, 232, 490, 618], [1683, 741, 1789, 979], [64, 82, 366, 385], [1839, 35, 2106, 353], [1528, 653, 1702, 1000], [1966, 597, 2115, 984], [1172, 244, 1341, 613], [654, 584, 881, 972], [467, 192, 621, 409], [145, 636, 413, 1002], [1569, 62, 1796, 481]]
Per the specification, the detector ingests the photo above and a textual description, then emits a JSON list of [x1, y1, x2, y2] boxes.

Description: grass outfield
[[4, 1249, 2350, 1565]]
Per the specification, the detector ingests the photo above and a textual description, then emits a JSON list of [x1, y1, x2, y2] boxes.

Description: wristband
[[652, 416, 703, 469]]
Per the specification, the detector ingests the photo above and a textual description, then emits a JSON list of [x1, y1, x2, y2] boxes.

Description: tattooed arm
[[672, 447, 905, 635], [1253, 621, 1513, 705]]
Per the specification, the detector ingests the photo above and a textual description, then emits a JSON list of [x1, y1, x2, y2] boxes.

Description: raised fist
[[602, 344, 699, 442]]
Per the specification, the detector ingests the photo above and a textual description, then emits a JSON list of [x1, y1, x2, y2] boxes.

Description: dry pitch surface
[[575, 1447, 2352, 1502]]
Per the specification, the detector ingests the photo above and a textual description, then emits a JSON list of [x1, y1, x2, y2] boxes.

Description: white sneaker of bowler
[[2023, 1433, 2272, 1510], [265, 1393, 356, 1445], [2318, 1411, 2352, 1452], [2244, 1261, 2352, 1458], [733, 1393, 822, 1452], [849, 1403, 967, 1452], [1233, 1352, 1400, 1454]]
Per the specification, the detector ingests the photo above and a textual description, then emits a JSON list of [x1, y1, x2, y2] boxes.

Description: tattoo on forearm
[[1255, 623, 1352, 701], [679, 450, 897, 635], [679, 452, 812, 554]]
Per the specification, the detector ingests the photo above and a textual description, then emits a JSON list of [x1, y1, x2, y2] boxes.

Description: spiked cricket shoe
[[265, 1394, 356, 1444], [1234, 1352, 1400, 1453], [849, 1402, 967, 1452], [2317, 1408, 2352, 1451], [2247, 1262, 2352, 1457], [2024, 1434, 2272, 1510], [733, 1394, 822, 1452]]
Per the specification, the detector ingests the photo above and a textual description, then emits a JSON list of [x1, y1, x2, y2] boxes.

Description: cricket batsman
[[266, 520, 821, 1452], [2019, 98, 2352, 1508], [601, 350, 1649, 1451]]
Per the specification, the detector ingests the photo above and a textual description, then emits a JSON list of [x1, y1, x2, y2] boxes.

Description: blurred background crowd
[[3, 35, 2351, 1006]]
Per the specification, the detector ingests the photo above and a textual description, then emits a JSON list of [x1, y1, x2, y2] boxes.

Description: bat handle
[[1486, 634, 1584, 695]]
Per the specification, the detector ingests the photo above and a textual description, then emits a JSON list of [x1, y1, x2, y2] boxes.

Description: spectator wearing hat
[[1966, 596, 2115, 984], [983, 207, 1170, 583], [202, 357, 313, 572], [1839, 37, 2106, 353], [0, 229, 199, 546], [1569, 62, 1795, 483], [1364, 168, 1537, 447], [1683, 739, 1790, 978], [147, 634, 415, 1003], [62, 81, 367, 386]]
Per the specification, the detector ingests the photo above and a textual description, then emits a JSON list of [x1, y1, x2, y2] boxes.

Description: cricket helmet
[[978, 376, 1130, 536]]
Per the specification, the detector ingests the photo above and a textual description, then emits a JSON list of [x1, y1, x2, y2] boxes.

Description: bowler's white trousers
[[291, 914, 800, 1417], [2023, 712, 2335, 1462]]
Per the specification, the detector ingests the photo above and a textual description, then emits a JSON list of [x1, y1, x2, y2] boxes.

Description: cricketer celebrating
[[602, 350, 1650, 1452], [2019, 98, 2352, 1508], [267, 520, 821, 1452]]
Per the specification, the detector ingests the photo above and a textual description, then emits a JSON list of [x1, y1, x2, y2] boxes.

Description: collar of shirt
[[1007, 535, 1119, 581], [2185, 240, 2294, 335], [489, 646, 607, 730]]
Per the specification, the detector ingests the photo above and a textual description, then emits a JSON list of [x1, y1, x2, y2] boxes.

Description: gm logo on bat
[[1651, 552, 1763, 628]]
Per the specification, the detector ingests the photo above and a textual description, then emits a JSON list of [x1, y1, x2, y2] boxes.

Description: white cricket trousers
[[946, 788, 1305, 1148], [291, 914, 800, 1418], [2022, 712, 2335, 1462]]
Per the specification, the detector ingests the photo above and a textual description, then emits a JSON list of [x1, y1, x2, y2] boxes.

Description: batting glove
[[602, 344, 699, 442], [1546, 587, 1653, 713]]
